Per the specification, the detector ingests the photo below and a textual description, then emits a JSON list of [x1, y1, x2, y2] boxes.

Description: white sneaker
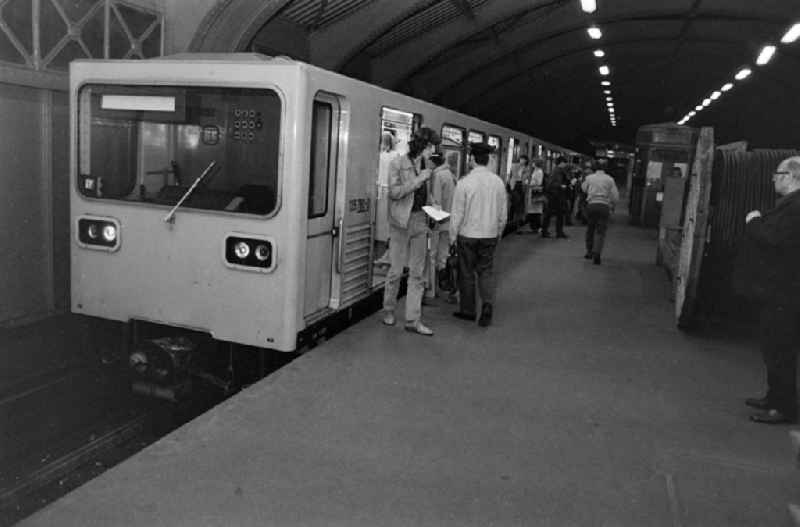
[[404, 320, 433, 336], [382, 311, 396, 326]]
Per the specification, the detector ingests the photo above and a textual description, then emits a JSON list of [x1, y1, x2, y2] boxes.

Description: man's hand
[[746, 210, 762, 223]]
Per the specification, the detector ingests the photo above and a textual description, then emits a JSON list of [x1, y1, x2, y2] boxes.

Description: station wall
[[0, 0, 172, 326]]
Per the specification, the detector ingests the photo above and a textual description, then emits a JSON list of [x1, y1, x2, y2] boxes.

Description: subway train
[[69, 53, 577, 391]]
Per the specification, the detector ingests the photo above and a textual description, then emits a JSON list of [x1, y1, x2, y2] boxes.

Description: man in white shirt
[[449, 142, 508, 327], [581, 158, 620, 265]]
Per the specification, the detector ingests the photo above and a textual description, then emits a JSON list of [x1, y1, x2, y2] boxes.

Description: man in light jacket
[[449, 142, 508, 327], [581, 158, 619, 265], [381, 127, 440, 336]]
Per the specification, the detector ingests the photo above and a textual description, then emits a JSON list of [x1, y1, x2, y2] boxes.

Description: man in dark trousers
[[738, 156, 800, 424], [541, 156, 570, 238], [449, 142, 508, 327]]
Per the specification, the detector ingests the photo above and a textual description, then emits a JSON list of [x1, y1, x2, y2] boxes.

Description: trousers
[[457, 236, 497, 316], [383, 211, 429, 322], [542, 195, 566, 235], [760, 303, 800, 418], [585, 203, 611, 255]]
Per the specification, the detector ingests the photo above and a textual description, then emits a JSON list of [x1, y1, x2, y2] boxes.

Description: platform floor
[[20, 218, 800, 526]]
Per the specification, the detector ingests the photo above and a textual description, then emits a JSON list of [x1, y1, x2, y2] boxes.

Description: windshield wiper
[[163, 161, 217, 224]]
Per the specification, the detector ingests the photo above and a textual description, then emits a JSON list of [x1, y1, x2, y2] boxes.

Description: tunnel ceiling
[[233, 0, 800, 152]]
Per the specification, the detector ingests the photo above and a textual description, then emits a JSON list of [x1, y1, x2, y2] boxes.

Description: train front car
[[70, 55, 308, 385]]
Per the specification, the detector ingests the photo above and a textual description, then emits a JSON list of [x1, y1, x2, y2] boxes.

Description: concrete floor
[[20, 217, 800, 526]]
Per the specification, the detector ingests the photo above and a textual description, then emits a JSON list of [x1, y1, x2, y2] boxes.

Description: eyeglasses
[[773, 171, 790, 180]]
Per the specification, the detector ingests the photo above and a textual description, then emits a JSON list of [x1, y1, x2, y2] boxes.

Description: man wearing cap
[[737, 156, 800, 424], [381, 127, 441, 336], [449, 142, 508, 327]]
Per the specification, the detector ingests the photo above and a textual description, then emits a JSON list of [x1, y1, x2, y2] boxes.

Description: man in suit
[[541, 156, 570, 238], [740, 156, 800, 424]]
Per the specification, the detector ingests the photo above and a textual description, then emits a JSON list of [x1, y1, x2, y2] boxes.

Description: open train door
[[675, 127, 714, 329], [304, 93, 342, 317]]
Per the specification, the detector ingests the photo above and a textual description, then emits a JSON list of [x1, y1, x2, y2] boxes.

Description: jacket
[[387, 154, 431, 228], [733, 188, 800, 307], [449, 166, 508, 240], [582, 170, 619, 207]]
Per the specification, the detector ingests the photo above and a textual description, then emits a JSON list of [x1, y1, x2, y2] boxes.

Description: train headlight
[[102, 224, 117, 242], [234, 241, 250, 259], [77, 217, 120, 251], [225, 235, 275, 272], [254, 244, 270, 262]]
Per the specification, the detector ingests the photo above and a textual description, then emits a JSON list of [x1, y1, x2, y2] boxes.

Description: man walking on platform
[[582, 158, 619, 265], [737, 156, 800, 424], [541, 156, 570, 239], [449, 142, 507, 327]]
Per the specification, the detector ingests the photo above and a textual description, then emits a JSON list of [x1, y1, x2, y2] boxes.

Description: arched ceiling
[[191, 0, 800, 152]]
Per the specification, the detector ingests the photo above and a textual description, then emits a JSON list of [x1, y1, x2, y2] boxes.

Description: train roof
[[72, 52, 577, 155]]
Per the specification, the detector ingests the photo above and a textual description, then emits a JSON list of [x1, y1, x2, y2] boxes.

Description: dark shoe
[[540, 232, 552, 238], [593, 253, 601, 265], [745, 396, 770, 410], [750, 409, 796, 424], [404, 320, 433, 336], [478, 303, 493, 327], [556, 233, 569, 239], [584, 252, 593, 260], [453, 311, 476, 321]]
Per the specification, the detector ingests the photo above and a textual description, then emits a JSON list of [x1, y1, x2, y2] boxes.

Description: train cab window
[[309, 101, 333, 218], [77, 84, 281, 215]]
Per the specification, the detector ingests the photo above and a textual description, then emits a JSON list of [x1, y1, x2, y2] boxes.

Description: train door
[[488, 135, 501, 174], [304, 94, 341, 317]]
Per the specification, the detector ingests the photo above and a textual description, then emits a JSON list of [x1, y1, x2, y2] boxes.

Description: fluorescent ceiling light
[[721, 83, 734, 92], [599, 65, 610, 75], [756, 45, 776, 66], [710, 91, 721, 100], [606, 96, 613, 101], [603, 90, 611, 94], [702, 98, 711, 107], [581, 0, 597, 13], [735, 68, 752, 80], [688, 111, 696, 116], [594, 49, 605, 58], [781, 23, 800, 44], [601, 81, 611, 86], [587, 26, 602, 39], [695, 105, 703, 111]]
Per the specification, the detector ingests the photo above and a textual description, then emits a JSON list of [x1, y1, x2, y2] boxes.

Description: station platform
[[19, 217, 800, 526]]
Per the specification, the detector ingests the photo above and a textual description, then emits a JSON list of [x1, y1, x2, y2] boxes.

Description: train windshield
[[77, 84, 281, 215]]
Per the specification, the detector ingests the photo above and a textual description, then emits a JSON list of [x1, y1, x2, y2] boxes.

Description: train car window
[[488, 135, 501, 174], [468, 130, 485, 145], [381, 107, 414, 157], [441, 124, 466, 179], [77, 84, 281, 215], [309, 101, 333, 218]]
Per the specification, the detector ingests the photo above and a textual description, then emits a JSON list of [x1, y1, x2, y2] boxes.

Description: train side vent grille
[[340, 223, 372, 304]]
